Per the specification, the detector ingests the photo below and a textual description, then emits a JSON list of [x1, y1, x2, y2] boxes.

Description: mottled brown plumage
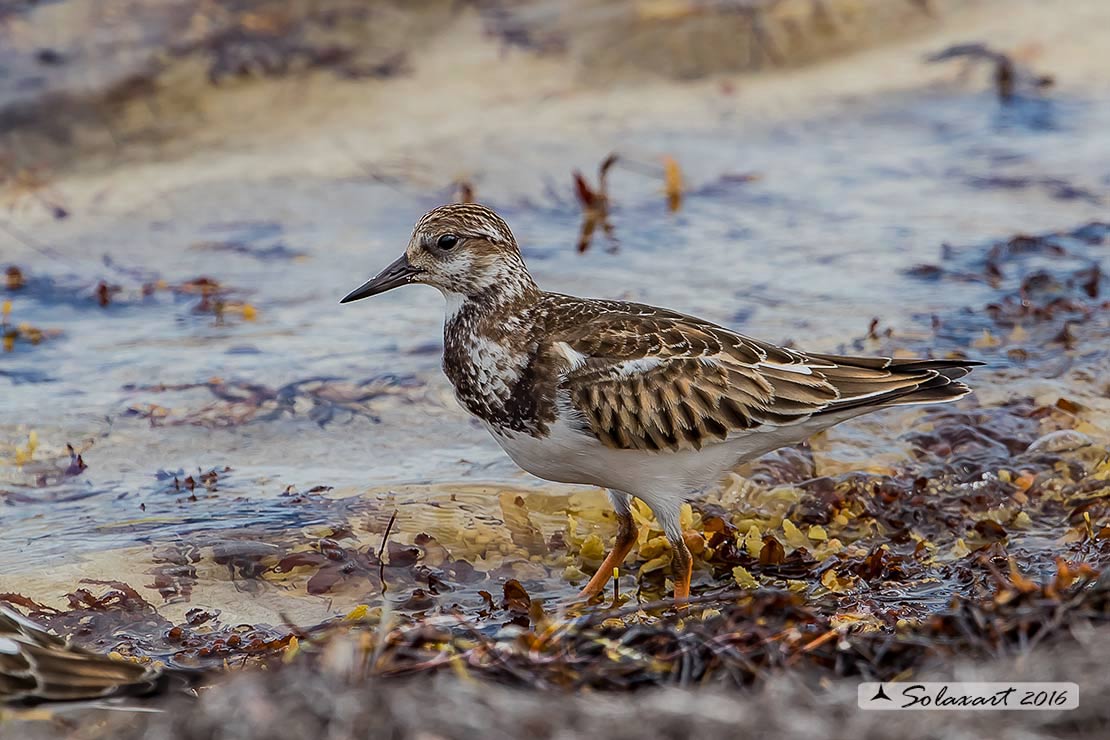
[[543, 299, 975, 452]]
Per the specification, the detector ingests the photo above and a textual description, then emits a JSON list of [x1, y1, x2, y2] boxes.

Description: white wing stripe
[[615, 357, 664, 376], [553, 341, 588, 370], [758, 361, 814, 375]]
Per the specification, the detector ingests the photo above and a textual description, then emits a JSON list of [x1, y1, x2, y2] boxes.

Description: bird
[[0, 604, 167, 703], [341, 203, 981, 603]]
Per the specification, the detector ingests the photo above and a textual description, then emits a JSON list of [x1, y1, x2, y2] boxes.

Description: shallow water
[[2, 3, 1110, 656]]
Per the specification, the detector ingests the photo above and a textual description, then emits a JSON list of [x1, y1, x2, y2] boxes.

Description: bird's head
[[341, 203, 536, 306]]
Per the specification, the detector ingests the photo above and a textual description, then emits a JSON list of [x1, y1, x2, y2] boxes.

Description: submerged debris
[[124, 375, 425, 427], [0, 298, 60, 352], [0, 261, 257, 324], [0, 434, 90, 488], [190, 222, 307, 261], [926, 42, 1054, 102], [961, 174, 1101, 205], [5, 266, 25, 291], [905, 222, 1110, 364]]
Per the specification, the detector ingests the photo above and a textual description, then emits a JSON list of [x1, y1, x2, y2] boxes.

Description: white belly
[[483, 410, 844, 505], [486, 401, 874, 512]]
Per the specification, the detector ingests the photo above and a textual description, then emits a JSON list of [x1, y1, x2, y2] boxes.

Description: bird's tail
[[805, 354, 984, 415]]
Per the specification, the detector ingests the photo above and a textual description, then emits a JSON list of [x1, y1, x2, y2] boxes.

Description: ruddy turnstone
[[0, 604, 165, 703], [341, 204, 980, 602]]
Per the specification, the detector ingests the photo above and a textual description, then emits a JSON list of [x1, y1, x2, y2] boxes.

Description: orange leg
[[670, 535, 693, 606], [577, 510, 637, 599]]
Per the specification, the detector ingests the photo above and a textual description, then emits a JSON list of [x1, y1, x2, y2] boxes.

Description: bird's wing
[[547, 304, 976, 453], [1, 605, 161, 703]]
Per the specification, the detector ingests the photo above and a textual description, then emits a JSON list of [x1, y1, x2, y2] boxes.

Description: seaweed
[[903, 222, 1109, 367], [123, 374, 425, 428], [2, 387, 1108, 704], [11, 557, 1106, 699], [573, 153, 617, 253]]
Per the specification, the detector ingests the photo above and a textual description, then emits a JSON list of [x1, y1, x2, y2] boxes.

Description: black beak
[[340, 254, 422, 304]]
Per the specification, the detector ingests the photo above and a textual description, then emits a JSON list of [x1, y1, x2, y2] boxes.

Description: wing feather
[[546, 299, 980, 453]]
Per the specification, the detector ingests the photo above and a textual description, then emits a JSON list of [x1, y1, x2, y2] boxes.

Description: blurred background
[[1, 0, 1110, 728]]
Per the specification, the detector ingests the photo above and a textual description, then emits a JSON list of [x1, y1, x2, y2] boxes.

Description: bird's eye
[[436, 234, 459, 250]]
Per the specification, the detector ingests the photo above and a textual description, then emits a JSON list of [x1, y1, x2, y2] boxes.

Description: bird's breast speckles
[[462, 336, 527, 402], [442, 304, 557, 435]]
